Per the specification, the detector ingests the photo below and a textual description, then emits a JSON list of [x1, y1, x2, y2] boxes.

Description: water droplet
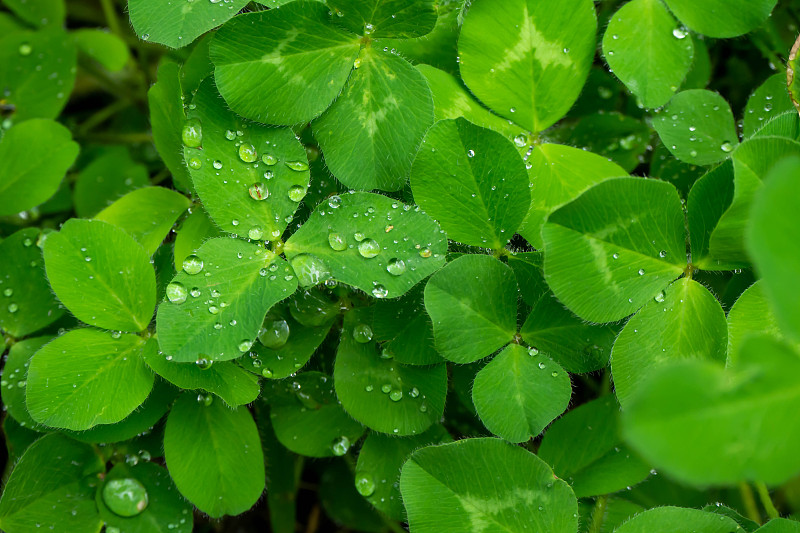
[[197, 392, 213, 406], [638, 268, 645, 276], [188, 157, 202, 169], [259, 318, 290, 349], [381, 384, 392, 394], [182, 255, 204, 275], [238, 339, 253, 352], [528, 347, 539, 356], [513, 134, 527, 147], [389, 389, 403, 402], [141, 33, 150, 40], [3, 288, 12, 297], [672, 28, 687, 39], [355, 474, 375, 497], [284, 160, 309, 172], [419, 248, 432, 258], [225, 130, 236, 141], [290, 254, 331, 287], [720, 141, 734, 153], [467, 149, 475, 158], [538, 362, 546, 369], [551, 371, 558, 377], [212, 160, 223, 170], [331, 436, 350, 456], [659, 250, 667, 258], [287, 185, 306, 202], [190, 287, 201, 298], [166, 281, 187, 304], [182, 119, 203, 148], [195, 357, 213, 370], [654, 291, 666, 303], [18, 43, 32, 56], [386, 258, 406, 276], [327, 195, 342, 209], [248, 226, 264, 240], [353, 323, 373, 343], [262, 153, 277, 165], [358, 239, 380, 258], [238, 143, 257, 163], [102, 478, 148, 517], [248, 182, 269, 201], [328, 232, 346, 251], [371, 284, 388, 298]]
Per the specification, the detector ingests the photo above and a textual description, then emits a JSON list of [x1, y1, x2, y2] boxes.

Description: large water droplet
[[327, 195, 342, 209], [331, 436, 350, 456], [284, 160, 309, 172], [291, 254, 332, 287], [197, 392, 214, 406], [262, 153, 277, 165], [249, 182, 269, 201], [166, 281, 187, 304], [353, 323, 373, 343], [389, 389, 403, 402], [182, 119, 202, 148], [358, 239, 380, 259], [720, 141, 734, 153], [259, 318, 290, 349], [238, 143, 257, 163], [182, 255, 204, 275], [371, 284, 388, 298], [386, 258, 406, 276], [238, 339, 254, 352], [248, 226, 264, 240], [102, 478, 149, 517], [355, 474, 376, 497], [287, 185, 306, 202], [328, 232, 346, 251]]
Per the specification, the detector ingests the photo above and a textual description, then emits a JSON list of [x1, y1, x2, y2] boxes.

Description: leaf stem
[[588, 494, 609, 533], [755, 481, 780, 520], [99, 0, 123, 37], [739, 482, 762, 524]]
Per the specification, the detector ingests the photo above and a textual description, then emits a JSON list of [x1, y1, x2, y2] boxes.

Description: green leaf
[[257, 408, 301, 533], [3, 0, 65, 28], [143, 348, 259, 407], [623, 335, 800, 485], [73, 29, 130, 72], [542, 177, 686, 323], [1, 336, 51, 430], [611, 278, 728, 408], [0, 119, 79, 216], [173, 208, 221, 270], [521, 291, 618, 374], [334, 308, 447, 436], [313, 47, 433, 191], [457, 0, 596, 133], [424, 254, 517, 363], [26, 329, 155, 431], [662, 0, 777, 38], [184, 79, 309, 239], [327, 0, 436, 38], [319, 461, 386, 532], [284, 192, 446, 299], [372, 284, 443, 366], [747, 156, 800, 342], [164, 392, 265, 517], [43, 218, 156, 332], [241, 299, 336, 379], [612, 506, 742, 533], [602, 0, 693, 109], [727, 281, 785, 365], [710, 137, 800, 265], [507, 251, 549, 307], [210, 2, 361, 124], [409, 118, 530, 248], [156, 237, 297, 362], [148, 61, 192, 193], [269, 371, 365, 457], [355, 425, 452, 520], [400, 437, 578, 533], [0, 433, 105, 533], [0, 229, 64, 337], [128, 0, 248, 48], [539, 396, 651, 498], [755, 519, 800, 533], [416, 64, 520, 142], [95, 187, 191, 256], [518, 143, 628, 249], [0, 29, 77, 121], [97, 462, 193, 533], [702, 504, 759, 532], [653, 90, 738, 166], [743, 74, 796, 137], [63, 378, 176, 444], [472, 344, 571, 443], [73, 146, 149, 218], [687, 161, 737, 270]]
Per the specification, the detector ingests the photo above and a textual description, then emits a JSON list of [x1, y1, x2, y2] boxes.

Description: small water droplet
[[720, 141, 734, 153], [18, 43, 32, 56], [195, 357, 213, 370], [102, 478, 148, 517], [261, 153, 277, 165], [331, 436, 350, 456], [327, 195, 342, 209], [358, 239, 380, 258], [328, 232, 346, 251], [287, 185, 306, 202], [371, 284, 388, 298], [355, 474, 375, 497]]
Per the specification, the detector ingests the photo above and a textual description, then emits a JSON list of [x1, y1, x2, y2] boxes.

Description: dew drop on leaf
[[195, 357, 213, 370], [102, 478, 148, 517], [182, 255, 204, 275], [358, 239, 380, 258], [371, 284, 389, 298], [290, 254, 331, 286], [352, 323, 373, 343], [248, 182, 269, 201], [238, 143, 257, 163], [328, 232, 346, 251], [261, 153, 277, 165], [248, 226, 263, 241], [284, 160, 309, 172], [166, 281, 187, 304], [259, 318, 290, 349], [331, 436, 350, 456], [355, 474, 376, 497], [181, 119, 202, 148], [386, 258, 406, 276], [287, 185, 306, 202]]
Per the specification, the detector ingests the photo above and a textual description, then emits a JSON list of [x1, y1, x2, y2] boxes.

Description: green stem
[[755, 481, 780, 520], [76, 99, 131, 136], [739, 482, 762, 524], [588, 494, 609, 533], [99, 0, 123, 36], [81, 132, 153, 144]]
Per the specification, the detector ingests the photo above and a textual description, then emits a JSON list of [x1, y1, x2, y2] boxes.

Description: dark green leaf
[[1, 336, 51, 430], [128, 0, 248, 48], [662, 0, 777, 38], [372, 284, 443, 366], [73, 146, 149, 218]]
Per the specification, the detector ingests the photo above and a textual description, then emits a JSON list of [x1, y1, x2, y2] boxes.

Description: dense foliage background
[[2, 0, 800, 531]]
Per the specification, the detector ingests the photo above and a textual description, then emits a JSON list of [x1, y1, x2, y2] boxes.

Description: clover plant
[[2, 0, 800, 531]]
